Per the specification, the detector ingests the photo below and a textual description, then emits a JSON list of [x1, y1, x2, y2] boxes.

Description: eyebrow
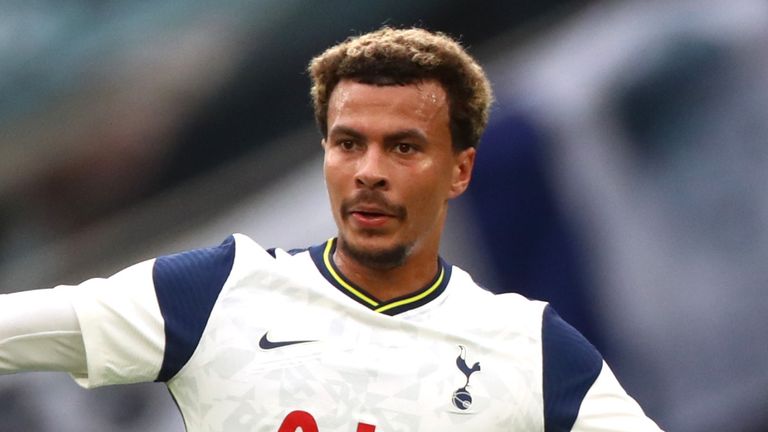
[[328, 125, 428, 144], [328, 125, 365, 140], [385, 129, 428, 144]]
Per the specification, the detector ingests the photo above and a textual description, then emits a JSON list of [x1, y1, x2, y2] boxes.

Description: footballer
[[0, 27, 662, 431]]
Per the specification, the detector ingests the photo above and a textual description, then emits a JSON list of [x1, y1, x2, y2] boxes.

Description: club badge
[[452, 345, 481, 410]]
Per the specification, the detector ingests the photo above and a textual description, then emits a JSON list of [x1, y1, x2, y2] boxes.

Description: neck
[[332, 240, 440, 302]]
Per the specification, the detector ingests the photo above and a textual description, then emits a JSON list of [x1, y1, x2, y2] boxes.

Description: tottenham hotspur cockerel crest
[[452, 345, 481, 410]]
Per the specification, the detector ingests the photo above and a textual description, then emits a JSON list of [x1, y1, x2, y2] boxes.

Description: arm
[[541, 305, 663, 431], [1, 235, 238, 389], [571, 362, 662, 431], [0, 288, 87, 376], [1, 259, 166, 388]]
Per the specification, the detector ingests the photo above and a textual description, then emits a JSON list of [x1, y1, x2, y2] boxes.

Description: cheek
[[324, 157, 358, 213], [323, 159, 341, 202], [324, 154, 345, 186], [404, 166, 452, 213]]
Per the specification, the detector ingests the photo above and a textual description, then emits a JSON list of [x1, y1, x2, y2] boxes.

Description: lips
[[349, 206, 395, 228], [350, 205, 394, 217], [340, 192, 406, 230]]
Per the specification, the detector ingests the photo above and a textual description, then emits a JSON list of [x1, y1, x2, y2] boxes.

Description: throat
[[332, 240, 439, 302]]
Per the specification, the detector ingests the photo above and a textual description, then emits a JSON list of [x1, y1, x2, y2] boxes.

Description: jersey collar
[[309, 238, 451, 316]]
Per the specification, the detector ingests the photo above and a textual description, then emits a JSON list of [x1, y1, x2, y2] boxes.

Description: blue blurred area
[[465, 110, 601, 350]]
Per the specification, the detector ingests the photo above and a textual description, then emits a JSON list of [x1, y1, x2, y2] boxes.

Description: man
[[0, 27, 662, 431]]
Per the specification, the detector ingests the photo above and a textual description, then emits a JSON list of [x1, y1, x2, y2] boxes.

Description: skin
[[322, 79, 475, 301]]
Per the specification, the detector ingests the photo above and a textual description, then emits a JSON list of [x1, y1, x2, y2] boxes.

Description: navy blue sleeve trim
[[542, 305, 603, 432], [153, 236, 236, 382]]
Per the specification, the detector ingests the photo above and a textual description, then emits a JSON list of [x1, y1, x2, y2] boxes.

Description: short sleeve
[[542, 305, 603, 431], [64, 259, 165, 388], [542, 305, 663, 431], [65, 236, 238, 388], [571, 363, 664, 431], [152, 235, 236, 381]]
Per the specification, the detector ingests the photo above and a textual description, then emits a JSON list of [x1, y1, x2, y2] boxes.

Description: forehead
[[327, 79, 450, 132]]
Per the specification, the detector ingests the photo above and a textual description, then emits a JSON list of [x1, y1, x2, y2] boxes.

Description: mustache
[[340, 190, 407, 220]]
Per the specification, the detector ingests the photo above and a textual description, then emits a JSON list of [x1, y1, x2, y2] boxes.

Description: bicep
[[0, 288, 86, 375]]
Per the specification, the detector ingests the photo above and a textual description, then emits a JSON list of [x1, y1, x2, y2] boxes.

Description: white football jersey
[[63, 234, 661, 431]]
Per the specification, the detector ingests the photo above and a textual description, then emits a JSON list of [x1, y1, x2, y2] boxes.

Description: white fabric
[[70, 234, 661, 431], [0, 234, 663, 431], [572, 362, 661, 431], [65, 259, 166, 388], [0, 260, 165, 388], [0, 288, 86, 377], [166, 235, 549, 431]]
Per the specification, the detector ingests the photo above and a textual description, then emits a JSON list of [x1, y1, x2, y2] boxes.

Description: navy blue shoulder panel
[[265, 247, 307, 258], [542, 305, 603, 432], [152, 236, 236, 382]]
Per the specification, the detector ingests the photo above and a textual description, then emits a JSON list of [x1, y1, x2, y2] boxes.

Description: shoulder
[[540, 305, 603, 431], [153, 235, 236, 284], [446, 266, 604, 430], [153, 234, 275, 281], [447, 266, 599, 352], [445, 265, 547, 324], [152, 233, 290, 317], [152, 234, 277, 381]]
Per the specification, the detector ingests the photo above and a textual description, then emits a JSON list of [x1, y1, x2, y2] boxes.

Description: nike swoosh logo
[[259, 332, 316, 350]]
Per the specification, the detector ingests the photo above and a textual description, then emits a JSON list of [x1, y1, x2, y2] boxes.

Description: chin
[[338, 233, 411, 270]]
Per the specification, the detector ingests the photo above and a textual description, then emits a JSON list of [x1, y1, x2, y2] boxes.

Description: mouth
[[348, 207, 395, 228], [350, 205, 394, 216], [340, 192, 406, 231]]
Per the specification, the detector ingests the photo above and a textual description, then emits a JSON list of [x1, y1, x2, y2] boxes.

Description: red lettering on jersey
[[277, 411, 376, 432], [277, 410, 319, 432]]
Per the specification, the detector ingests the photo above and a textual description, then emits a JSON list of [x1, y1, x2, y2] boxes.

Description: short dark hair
[[308, 27, 493, 151]]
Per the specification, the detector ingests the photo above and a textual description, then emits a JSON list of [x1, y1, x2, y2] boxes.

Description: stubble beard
[[337, 233, 411, 271], [337, 189, 411, 270]]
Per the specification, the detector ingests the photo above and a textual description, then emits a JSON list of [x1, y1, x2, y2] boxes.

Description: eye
[[338, 139, 356, 151], [395, 143, 415, 154]]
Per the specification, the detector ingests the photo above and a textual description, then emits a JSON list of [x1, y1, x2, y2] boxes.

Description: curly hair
[[308, 27, 493, 151]]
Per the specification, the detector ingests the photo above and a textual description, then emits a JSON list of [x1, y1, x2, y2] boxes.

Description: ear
[[448, 147, 476, 199]]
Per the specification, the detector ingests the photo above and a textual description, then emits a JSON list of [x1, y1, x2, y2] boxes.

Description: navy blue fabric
[[542, 305, 603, 432], [266, 247, 306, 258], [153, 236, 236, 382]]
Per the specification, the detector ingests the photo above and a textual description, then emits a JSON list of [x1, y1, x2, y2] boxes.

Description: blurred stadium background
[[1, 1, 767, 430]]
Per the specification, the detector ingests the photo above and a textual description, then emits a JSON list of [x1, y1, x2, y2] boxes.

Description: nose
[[355, 147, 389, 190]]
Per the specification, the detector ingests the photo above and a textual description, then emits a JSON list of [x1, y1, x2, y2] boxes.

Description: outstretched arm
[[0, 288, 87, 376], [1, 236, 238, 389]]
